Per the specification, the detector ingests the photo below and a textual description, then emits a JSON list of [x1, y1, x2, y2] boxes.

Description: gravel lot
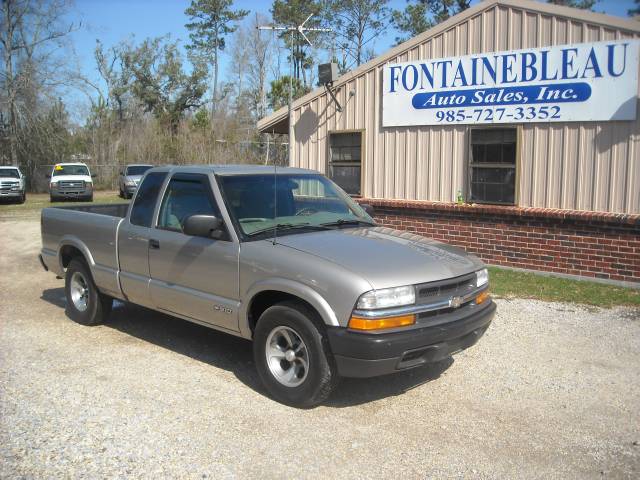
[[1, 217, 639, 479]]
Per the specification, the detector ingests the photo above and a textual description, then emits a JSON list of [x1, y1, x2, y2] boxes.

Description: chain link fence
[[29, 140, 289, 193]]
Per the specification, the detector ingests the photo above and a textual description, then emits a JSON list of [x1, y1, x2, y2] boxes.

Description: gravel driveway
[[1, 218, 639, 479]]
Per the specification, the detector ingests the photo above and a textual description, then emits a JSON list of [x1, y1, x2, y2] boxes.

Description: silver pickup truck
[[39, 165, 495, 407]]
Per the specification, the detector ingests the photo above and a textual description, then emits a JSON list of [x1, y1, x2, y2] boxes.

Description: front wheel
[[18, 193, 25, 204], [253, 301, 338, 408], [64, 258, 112, 326]]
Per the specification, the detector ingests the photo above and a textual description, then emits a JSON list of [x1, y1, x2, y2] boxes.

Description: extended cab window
[[129, 172, 167, 227], [157, 175, 220, 233]]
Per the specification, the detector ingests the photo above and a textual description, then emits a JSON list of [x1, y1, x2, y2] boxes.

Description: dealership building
[[258, 0, 640, 284]]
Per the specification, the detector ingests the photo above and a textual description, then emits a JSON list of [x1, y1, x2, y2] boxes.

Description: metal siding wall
[[291, 4, 640, 214]]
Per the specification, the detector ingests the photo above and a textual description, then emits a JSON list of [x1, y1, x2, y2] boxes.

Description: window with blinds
[[328, 132, 362, 195]]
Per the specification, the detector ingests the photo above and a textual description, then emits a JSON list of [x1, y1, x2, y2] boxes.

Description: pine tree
[[185, 0, 249, 114]]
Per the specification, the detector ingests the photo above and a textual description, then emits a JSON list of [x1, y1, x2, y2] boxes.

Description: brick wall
[[359, 199, 640, 284]]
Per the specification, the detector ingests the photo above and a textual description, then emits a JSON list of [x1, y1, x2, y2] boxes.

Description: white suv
[[48, 163, 95, 202]]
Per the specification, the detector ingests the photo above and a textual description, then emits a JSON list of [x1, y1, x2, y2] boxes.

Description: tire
[[64, 258, 112, 326], [19, 193, 25, 204], [50, 195, 57, 202], [119, 188, 124, 198], [253, 301, 339, 408]]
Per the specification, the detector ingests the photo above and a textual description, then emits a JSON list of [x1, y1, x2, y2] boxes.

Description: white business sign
[[382, 40, 639, 126]]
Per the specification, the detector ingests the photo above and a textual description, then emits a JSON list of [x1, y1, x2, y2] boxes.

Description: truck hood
[[275, 226, 483, 289], [50, 175, 92, 183], [124, 175, 143, 183], [0, 176, 20, 182]]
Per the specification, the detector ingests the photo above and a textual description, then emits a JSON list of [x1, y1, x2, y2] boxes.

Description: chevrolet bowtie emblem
[[450, 296, 463, 309]]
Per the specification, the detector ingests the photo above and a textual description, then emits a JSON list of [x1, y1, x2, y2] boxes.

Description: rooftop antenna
[[258, 14, 331, 245]]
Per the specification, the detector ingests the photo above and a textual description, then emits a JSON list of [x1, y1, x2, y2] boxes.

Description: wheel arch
[[241, 279, 339, 339], [57, 237, 95, 273]]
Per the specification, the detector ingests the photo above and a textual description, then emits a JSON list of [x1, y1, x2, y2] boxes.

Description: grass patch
[[0, 191, 126, 218], [488, 266, 639, 308]]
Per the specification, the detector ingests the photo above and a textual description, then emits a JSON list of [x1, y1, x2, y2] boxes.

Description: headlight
[[125, 180, 135, 186], [356, 285, 415, 310], [476, 268, 489, 288]]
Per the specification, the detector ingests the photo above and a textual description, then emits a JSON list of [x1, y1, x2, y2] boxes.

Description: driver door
[[148, 173, 240, 332]]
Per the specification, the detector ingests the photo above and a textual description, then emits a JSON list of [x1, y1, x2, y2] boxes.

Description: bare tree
[[324, 0, 389, 69], [94, 39, 133, 123], [247, 13, 273, 119], [0, 0, 77, 177]]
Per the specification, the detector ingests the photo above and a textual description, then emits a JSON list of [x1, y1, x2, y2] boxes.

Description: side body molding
[[240, 278, 340, 339]]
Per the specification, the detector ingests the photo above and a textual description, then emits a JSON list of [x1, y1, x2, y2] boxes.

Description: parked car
[[39, 166, 495, 407], [118, 164, 153, 199], [0, 165, 26, 204], [47, 163, 94, 202]]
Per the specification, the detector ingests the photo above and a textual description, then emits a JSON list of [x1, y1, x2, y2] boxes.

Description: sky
[[64, 0, 637, 116]]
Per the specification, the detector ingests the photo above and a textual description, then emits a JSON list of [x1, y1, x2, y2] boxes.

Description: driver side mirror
[[91, 174, 97, 178], [46, 174, 51, 179], [361, 203, 375, 217], [182, 214, 223, 239]]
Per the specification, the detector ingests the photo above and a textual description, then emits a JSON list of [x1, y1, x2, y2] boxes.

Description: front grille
[[415, 273, 477, 305], [0, 181, 19, 192], [58, 180, 85, 192]]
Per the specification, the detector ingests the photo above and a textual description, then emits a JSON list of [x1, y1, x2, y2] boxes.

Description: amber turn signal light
[[348, 314, 416, 331], [475, 290, 490, 304]]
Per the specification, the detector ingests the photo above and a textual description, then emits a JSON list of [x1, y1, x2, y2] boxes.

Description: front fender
[[240, 277, 340, 338]]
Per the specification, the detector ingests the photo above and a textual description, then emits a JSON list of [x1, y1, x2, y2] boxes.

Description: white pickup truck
[[47, 162, 95, 202]]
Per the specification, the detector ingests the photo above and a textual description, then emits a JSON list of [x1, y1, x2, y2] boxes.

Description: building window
[[329, 132, 361, 195], [469, 128, 517, 205]]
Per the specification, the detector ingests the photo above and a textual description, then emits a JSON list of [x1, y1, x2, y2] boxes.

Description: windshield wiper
[[320, 219, 376, 228], [247, 223, 332, 237]]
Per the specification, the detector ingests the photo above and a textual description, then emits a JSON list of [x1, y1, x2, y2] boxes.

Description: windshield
[[219, 173, 374, 239], [0, 168, 20, 178], [52, 164, 89, 177], [126, 165, 152, 176]]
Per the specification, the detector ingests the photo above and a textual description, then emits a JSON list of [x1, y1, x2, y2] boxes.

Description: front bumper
[[50, 188, 92, 199], [0, 190, 23, 198], [327, 301, 496, 378]]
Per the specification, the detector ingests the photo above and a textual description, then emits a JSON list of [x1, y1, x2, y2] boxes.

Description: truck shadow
[[41, 287, 454, 408]]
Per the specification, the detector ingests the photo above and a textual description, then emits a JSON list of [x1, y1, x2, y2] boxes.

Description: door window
[[157, 174, 220, 233]]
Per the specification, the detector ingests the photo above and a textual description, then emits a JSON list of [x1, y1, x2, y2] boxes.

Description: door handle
[[149, 239, 160, 249]]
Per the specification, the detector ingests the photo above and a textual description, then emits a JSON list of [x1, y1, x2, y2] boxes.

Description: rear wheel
[[253, 301, 338, 408], [64, 258, 112, 326]]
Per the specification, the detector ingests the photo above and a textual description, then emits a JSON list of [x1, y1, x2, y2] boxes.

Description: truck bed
[[49, 202, 129, 218], [40, 202, 130, 299]]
